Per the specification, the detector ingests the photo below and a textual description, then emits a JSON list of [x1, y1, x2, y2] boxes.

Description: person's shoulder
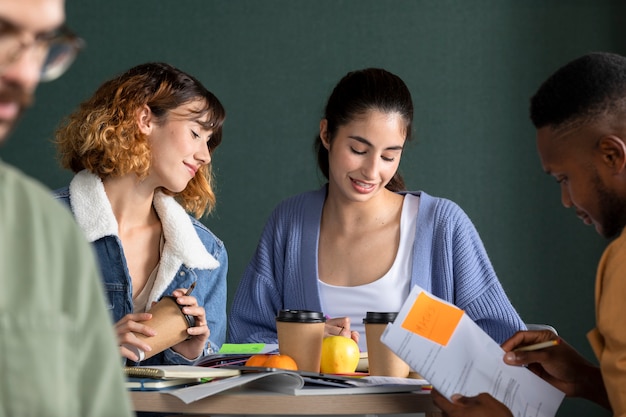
[[602, 227, 626, 259], [51, 185, 71, 209], [52, 185, 70, 198], [1, 162, 70, 215], [189, 215, 226, 252], [0, 162, 88, 250], [404, 190, 459, 207], [189, 215, 210, 233], [407, 190, 469, 219], [1, 161, 47, 193], [272, 185, 326, 213]]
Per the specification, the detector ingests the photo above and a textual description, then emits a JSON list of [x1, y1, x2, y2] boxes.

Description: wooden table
[[131, 386, 442, 416]]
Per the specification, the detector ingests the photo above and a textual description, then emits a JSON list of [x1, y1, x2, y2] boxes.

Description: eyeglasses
[[0, 19, 85, 82]]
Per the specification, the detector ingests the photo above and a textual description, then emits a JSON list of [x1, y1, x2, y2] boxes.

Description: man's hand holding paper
[[381, 286, 565, 417], [501, 330, 609, 408]]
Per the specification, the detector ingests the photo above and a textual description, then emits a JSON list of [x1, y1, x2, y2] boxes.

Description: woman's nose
[[361, 155, 380, 179], [195, 144, 211, 165]]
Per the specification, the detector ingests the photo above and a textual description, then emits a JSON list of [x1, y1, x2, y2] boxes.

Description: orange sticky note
[[401, 291, 464, 346]]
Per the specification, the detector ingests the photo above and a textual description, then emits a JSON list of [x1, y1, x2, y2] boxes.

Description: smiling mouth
[[185, 163, 198, 176], [352, 179, 375, 189], [576, 211, 592, 225], [0, 101, 20, 121]]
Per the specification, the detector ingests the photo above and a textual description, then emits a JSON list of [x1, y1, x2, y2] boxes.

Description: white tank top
[[318, 194, 419, 351]]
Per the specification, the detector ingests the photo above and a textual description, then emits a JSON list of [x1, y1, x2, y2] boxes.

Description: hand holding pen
[[170, 281, 211, 360], [324, 316, 360, 344], [500, 330, 607, 403], [513, 338, 560, 352]]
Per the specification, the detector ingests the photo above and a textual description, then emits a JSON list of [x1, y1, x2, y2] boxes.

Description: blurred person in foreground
[[433, 52, 626, 417], [0, 0, 132, 415]]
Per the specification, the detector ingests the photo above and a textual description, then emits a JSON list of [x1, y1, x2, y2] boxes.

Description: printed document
[[381, 286, 565, 417]]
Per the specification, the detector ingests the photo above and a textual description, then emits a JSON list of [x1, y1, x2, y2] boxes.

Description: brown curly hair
[[55, 62, 225, 218]]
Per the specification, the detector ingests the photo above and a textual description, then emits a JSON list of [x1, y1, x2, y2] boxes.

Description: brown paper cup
[[131, 296, 194, 361], [364, 312, 410, 378], [276, 310, 325, 372]]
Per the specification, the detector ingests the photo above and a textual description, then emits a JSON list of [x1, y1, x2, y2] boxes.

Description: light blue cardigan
[[228, 185, 525, 345]]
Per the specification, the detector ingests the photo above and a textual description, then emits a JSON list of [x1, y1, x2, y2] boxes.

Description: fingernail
[[504, 352, 516, 361]]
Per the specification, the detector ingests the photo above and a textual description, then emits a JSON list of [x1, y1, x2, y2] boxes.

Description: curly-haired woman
[[54, 62, 227, 366]]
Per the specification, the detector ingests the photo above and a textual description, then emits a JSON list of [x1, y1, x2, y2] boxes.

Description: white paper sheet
[[381, 286, 565, 417]]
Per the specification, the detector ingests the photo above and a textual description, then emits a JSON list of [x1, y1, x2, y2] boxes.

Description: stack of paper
[[165, 369, 430, 403]]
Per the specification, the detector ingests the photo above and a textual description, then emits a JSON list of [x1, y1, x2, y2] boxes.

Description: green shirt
[[0, 160, 132, 417]]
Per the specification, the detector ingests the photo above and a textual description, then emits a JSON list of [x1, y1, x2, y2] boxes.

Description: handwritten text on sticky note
[[401, 291, 463, 346]]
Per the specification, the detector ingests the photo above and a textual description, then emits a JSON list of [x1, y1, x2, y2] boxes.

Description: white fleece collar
[[69, 170, 219, 284]]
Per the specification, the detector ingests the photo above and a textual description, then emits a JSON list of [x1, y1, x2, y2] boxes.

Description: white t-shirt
[[318, 194, 418, 351]]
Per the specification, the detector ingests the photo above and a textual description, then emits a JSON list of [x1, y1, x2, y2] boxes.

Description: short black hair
[[530, 52, 626, 129]]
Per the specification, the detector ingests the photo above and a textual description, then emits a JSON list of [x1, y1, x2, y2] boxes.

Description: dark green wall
[[3, 2, 623, 415]]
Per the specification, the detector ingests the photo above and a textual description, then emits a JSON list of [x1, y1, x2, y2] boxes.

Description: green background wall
[[2, 1, 623, 415]]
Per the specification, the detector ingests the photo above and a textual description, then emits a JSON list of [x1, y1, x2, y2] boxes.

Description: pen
[[185, 281, 197, 297], [325, 315, 345, 336], [513, 339, 560, 352]]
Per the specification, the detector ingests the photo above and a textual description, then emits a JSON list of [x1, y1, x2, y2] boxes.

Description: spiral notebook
[[124, 365, 240, 379]]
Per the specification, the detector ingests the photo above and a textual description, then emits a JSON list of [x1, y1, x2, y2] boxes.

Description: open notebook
[[165, 366, 430, 404]]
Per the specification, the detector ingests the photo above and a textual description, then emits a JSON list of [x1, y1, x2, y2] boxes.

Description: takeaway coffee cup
[[126, 295, 195, 361], [363, 311, 410, 377], [276, 309, 326, 372]]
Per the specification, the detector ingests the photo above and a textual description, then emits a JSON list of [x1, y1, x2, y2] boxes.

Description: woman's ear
[[136, 105, 153, 135], [319, 119, 330, 150], [599, 135, 626, 173]]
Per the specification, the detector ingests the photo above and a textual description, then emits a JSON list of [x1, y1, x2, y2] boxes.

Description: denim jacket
[[54, 170, 227, 365]]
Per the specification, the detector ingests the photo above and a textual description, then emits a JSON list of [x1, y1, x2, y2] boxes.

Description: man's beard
[[593, 173, 626, 239], [0, 83, 33, 144]]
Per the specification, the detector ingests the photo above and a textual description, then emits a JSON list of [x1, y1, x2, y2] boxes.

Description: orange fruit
[[262, 354, 298, 370], [245, 354, 271, 367]]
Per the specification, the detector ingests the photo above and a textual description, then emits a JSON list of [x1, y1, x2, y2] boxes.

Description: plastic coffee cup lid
[[276, 309, 326, 323], [363, 311, 399, 324]]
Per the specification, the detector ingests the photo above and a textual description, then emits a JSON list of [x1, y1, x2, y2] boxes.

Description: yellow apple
[[320, 335, 360, 374]]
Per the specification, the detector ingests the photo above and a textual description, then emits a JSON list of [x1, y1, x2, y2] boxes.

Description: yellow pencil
[[514, 339, 560, 352]]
